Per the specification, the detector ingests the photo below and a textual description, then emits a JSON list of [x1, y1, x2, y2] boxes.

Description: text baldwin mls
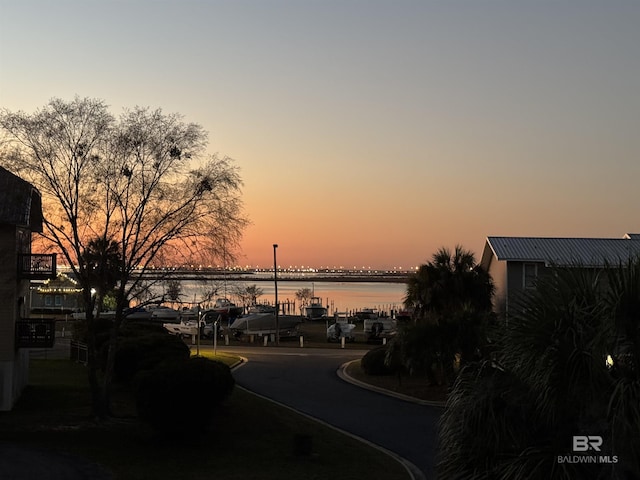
[[557, 436, 618, 464]]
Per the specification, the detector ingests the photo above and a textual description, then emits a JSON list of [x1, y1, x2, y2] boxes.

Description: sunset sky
[[1, 1, 639, 269]]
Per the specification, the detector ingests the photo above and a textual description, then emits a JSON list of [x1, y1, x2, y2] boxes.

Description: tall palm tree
[[398, 246, 494, 384], [82, 236, 122, 314], [404, 245, 493, 318]]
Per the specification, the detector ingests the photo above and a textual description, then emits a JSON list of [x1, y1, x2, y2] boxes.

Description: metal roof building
[[480, 234, 640, 315], [482, 235, 640, 269]]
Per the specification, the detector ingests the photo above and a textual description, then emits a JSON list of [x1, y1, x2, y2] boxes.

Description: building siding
[[0, 225, 17, 362], [487, 253, 507, 315], [0, 225, 31, 410], [0, 168, 43, 411]]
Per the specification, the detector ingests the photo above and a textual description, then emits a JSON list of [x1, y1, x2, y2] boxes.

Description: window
[[44, 295, 52, 306], [524, 263, 538, 289], [55, 295, 62, 306]]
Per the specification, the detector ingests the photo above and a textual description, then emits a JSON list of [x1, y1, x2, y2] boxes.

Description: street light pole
[[273, 244, 279, 345]]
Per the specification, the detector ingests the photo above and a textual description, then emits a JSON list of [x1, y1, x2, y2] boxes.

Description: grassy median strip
[[1, 359, 410, 480]]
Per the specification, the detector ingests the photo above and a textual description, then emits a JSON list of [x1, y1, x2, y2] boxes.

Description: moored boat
[[354, 308, 379, 321], [228, 313, 302, 337], [304, 297, 327, 319], [327, 312, 356, 342], [211, 298, 243, 317], [149, 305, 181, 323], [247, 303, 276, 314], [363, 318, 397, 343]]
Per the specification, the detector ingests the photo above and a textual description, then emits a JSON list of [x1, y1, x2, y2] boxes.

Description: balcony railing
[[17, 253, 57, 279], [15, 319, 56, 348]]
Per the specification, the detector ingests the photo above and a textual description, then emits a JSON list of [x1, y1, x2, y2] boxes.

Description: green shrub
[[361, 346, 395, 376], [113, 333, 190, 384], [135, 357, 235, 439]]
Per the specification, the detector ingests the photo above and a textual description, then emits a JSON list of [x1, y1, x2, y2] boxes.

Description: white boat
[[304, 297, 327, 319], [149, 305, 181, 322], [327, 313, 357, 342], [363, 318, 397, 343], [124, 307, 152, 320], [206, 298, 243, 318], [247, 304, 276, 314], [178, 306, 199, 321], [199, 299, 243, 326], [228, 313, 302, 337], [164, 320, 199, 337], [164, 319, 217, 338], [355, 308, 379, 320]]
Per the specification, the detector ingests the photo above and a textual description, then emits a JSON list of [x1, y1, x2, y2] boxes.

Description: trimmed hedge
[[135, 357, 235, 439]]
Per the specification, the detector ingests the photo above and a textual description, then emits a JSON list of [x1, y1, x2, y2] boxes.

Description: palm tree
[[603, 259, 640, 473], [81, 237, 122, 314], [404, 245, 493, 318], [438, 263, 640, 479], [399, 246, 494, 379]]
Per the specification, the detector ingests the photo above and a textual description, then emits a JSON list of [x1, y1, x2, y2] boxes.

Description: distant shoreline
[[55, 267, 411, 284], [137, 273, 410, 284]]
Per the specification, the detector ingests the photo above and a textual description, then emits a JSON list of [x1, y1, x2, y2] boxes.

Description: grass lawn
[[0, 358, 411, 480]]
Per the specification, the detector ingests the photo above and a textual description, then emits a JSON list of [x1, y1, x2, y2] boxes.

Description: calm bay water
[[155, 280, 407, 316]]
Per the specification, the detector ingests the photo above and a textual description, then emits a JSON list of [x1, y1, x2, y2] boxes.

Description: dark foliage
[[399, 245, 495, 385], [135, 357, 235, 439], [74, 316, 114, 346], [82, 237, 122, 303], [361, 346, 396, 376], [404, 245, 494, 320], [387, 322, 446, 384], [113, 333, 190, 384], [120, 320, 168, 337], [437, 264, 640, 479]]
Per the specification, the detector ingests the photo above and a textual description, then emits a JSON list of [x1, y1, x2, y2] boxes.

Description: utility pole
[[273, 244, 279, 346]]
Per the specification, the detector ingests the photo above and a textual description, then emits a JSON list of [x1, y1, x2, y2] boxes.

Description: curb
[[338, 360, 447, 408], [229, 356, 247, 371]]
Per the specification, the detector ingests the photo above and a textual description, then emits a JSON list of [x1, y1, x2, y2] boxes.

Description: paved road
[[212, 346, 442, 479]]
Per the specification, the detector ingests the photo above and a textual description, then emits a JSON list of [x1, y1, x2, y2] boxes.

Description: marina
[[147, 279, 408, 318]]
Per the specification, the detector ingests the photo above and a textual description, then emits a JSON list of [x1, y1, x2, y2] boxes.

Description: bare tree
[[196, 279, 222, 308], [233, 283, 264, 309], [0, 97, 247, 418], [295, 287, 313, 314], [164, 279, 183, 307]]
